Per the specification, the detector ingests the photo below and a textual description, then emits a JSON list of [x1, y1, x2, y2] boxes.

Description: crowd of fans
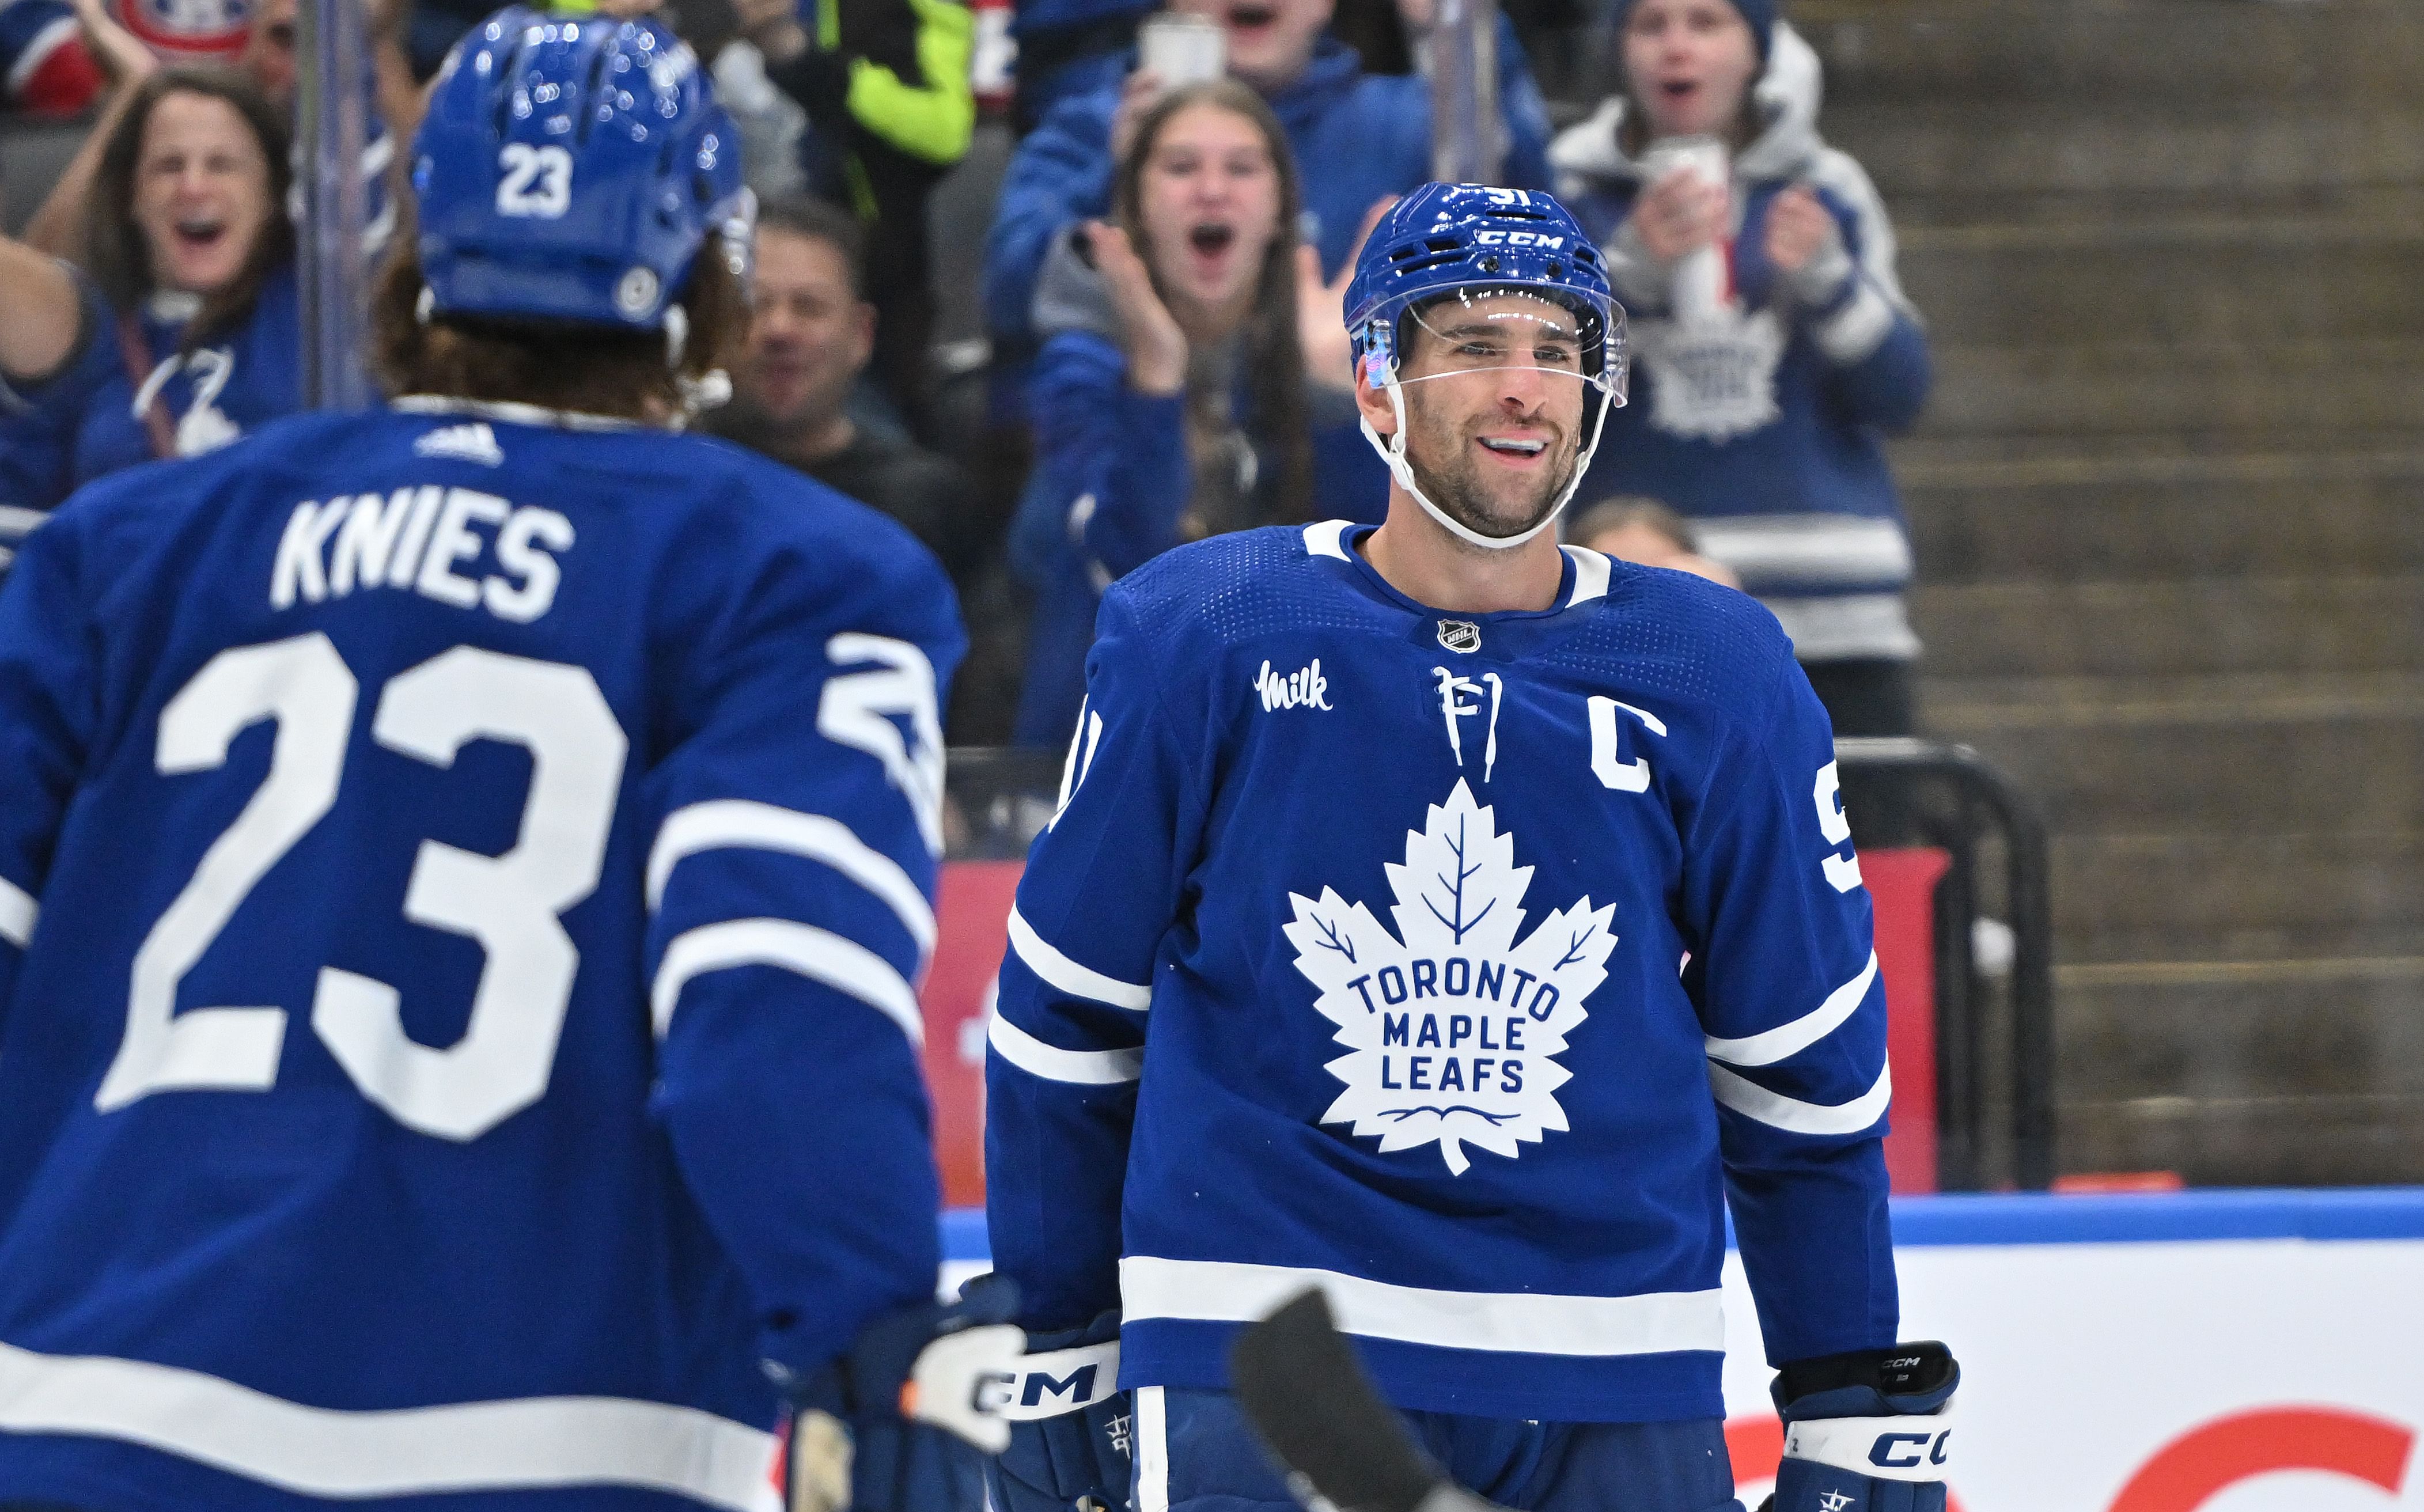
[[0, 0, 1929, 766]]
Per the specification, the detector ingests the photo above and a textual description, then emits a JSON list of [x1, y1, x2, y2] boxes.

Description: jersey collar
[[1304, 520, 1614, 613], [392, 395, 652, 433]]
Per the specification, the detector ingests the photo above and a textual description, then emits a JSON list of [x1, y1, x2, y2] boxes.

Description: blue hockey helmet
[[1341, 184, 1628, 551], [1343, 183, 1626, 398], [411, 7, 751, 333]]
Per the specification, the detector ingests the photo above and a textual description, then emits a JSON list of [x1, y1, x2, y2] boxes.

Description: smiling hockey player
[[982, 183, 1958, 1512], [0, 11, 1018, 1511]]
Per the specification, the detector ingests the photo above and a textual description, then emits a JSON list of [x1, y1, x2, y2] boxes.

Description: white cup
[[1639, 135, 1730, 324], [1138, 14, 1226, 85]]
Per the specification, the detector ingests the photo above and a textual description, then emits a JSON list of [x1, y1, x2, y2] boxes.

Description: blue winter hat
[[1610, 0, 1776, 62]]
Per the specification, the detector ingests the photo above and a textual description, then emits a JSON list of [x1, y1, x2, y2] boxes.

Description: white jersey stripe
[[1134, 1386, 1169, 1512], [1709, 1059, 1892, 1136], [987, 1011, 1143, 1085], [1813, 280, 1896, 364], [1007, 906, 1151, 1011], [4, 15, 77, 97], [647, 799, 935, 954], [0, 876, 35, 949], [653, 919, 925, 1047], [1690, 515, 1913, 587], [1301, 520, 1352, 562], [1703, 950, 1878, 1068], [0, 1340, 778, 1512], [1119, 1257, 1725, 1358], [1561, 544, 1612, 606]]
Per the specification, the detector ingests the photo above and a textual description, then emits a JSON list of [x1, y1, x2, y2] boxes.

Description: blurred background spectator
[[1, 69, 300, 522], [1569, 494, 1738, 588], [1551, 0, 1927, 831], [1006, 79, 1359, 741], [982, 0, 1554, 380], [726, 0, 975, 425], [14, 0, 400, 264], [242, 0, 423, 138], [711, 195, 988, 589]]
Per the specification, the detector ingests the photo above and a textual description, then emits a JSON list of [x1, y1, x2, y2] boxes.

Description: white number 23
[[97, 634, 626, 1141], [495, 143, 573, 218]]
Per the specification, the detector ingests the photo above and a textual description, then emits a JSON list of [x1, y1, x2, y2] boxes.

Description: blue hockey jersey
[[0, 267, 305, 519], [0, 400, 964, 1511], [986, 521, 1897, 1424]]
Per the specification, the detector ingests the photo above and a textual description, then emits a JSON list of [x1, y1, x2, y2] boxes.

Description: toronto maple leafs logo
[[1282, 781, 1616, 1174], [1637, 308, 1787, 443]]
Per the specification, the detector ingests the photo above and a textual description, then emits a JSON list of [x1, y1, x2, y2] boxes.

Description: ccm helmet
[[412, 7, 751, 346], [1343, 184, 1627, 550]]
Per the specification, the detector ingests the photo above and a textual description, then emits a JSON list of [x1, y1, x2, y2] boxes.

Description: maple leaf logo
[[1282, 780, 1616, 1174]]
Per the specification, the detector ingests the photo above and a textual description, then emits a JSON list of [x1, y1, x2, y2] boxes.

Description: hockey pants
[[1131, 1386, 1741, 1512]]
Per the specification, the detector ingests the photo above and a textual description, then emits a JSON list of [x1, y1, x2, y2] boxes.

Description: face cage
[[1361, 285, 1631, 404], [1354, 286, 1631, 552]]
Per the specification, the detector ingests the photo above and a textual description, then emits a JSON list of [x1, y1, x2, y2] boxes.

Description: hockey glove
[[983, 1308, 1133, 1512], [1762, 1340, 1959, 1512], [777, 1274, 1027, 1512]]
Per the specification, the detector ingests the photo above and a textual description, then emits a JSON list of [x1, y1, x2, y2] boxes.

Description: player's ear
[[1353, 354, 1398, 437]]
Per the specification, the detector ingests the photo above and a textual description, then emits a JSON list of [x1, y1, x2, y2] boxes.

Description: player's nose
[[1494, 365, 1553, 410]]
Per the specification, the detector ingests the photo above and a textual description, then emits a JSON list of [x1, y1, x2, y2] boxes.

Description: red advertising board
[[920, 861, 1022, 1207], [1864, 847, 1949, 1193], [919, 848, 1951, 1204]]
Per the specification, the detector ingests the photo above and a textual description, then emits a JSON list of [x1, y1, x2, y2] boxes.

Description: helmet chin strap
[[1358, 367, 1616, 552]]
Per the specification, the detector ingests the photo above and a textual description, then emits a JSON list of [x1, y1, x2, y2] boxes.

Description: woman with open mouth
[[1007, 77, 1373, 744], [1548, 0, 1933, 843], [1, 67, 301, 528]]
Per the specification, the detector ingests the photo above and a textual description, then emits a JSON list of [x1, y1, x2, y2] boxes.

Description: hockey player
[[0, 10, 1017, 1510], [983, 183, 1957, 1512]]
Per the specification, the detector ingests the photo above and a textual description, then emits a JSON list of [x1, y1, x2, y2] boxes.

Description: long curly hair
[[1111, 79, 1317, 529], [370, 230, 749, 422], [85, 68, 295, 349]]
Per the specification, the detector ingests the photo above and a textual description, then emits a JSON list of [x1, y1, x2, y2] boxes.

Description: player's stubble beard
[[1400, 382, 1582, 550]]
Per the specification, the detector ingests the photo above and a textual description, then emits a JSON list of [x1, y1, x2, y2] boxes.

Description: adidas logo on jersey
[[413, 422, 504, 466]]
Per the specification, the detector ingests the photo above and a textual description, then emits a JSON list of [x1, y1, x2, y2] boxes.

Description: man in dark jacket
[[713, 197, 987, 590]]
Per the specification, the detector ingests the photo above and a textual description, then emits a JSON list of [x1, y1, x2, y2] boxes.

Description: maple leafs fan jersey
[[0, 404, 962, 1512], [987, 521, 1897, 1424]]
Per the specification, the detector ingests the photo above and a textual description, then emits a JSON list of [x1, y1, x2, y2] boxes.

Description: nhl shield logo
[[1437, 620, 1482, 654]]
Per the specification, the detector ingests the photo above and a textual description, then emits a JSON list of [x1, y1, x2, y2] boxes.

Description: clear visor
[[1394, 286, 1630, 407]]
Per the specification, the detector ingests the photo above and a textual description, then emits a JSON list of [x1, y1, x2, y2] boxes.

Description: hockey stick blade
[[1229, 1289, 1454, 1512]]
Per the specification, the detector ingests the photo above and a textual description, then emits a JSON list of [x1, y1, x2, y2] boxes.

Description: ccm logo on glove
[[979, 1341, 1123, 1420], [1783, 1416, 1954, 1483], [1869, 1430, 1952, 1469]]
